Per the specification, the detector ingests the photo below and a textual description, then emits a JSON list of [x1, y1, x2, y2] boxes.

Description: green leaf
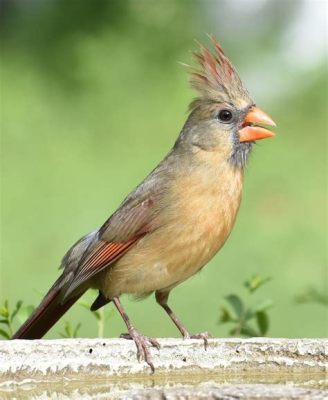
[[295, 287, 328, 306], [225, 294, 244, 318], [59, 321, 81, 338], [66, 322, 72, 337], [244, 275, 271, 293], [73, 323, 81, 337], [0, 328, 10, 339], [11, 300, 23, 322], [244, 308, 255, 320], [253, 299, 273, 313], [256, 311, 269, 335], [229, 326, 238, 336], [16, 300, 23, 310], [0, 319, 9, 325], [0, 307, 9, 319], [61, 322, 71, 338], [246, 299, 273, 320], [240, 325, 260, 337], [218, 306, 234, 324]]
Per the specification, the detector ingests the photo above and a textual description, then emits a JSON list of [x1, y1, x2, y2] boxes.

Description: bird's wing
[[13, 190, 163, 338], [63, 194, 160, 298]]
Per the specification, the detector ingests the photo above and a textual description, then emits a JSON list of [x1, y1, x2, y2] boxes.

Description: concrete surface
[[1, 338, 327, 399]]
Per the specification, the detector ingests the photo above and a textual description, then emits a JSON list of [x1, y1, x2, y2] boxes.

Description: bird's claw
[[184, 331, 211, 350], [120, 330, 160, 372]]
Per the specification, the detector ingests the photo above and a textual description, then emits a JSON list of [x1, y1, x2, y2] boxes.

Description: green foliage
[[56, 292, 116, 338], [59, 321, 81, 338], [0, 300, 35, 339], [295, 286, 328, 306], [78, 297, 115, 338], [244, 276, 271, 293], [218, 275, 273, 337], [1, 1, 326, 339], [0, 295, 115, 339]]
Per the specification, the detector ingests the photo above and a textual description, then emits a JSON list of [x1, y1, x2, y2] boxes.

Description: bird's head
[[178, 36, 276, 168]]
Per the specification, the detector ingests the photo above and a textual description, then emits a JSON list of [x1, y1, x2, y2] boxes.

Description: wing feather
[[62, 196, 159, 298], [64, 238, 140, 298]]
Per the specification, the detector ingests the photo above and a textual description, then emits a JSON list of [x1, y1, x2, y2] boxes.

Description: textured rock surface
[[1, 338, 327, 399], [121, 384, 327, 400], [1, 382, 327, 400]]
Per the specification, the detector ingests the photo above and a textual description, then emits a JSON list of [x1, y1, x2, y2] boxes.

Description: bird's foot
[[120, 329, 160, 372], [183, 331, 211, 350]]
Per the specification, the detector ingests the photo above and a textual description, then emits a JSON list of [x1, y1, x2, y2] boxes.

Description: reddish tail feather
[[12, 284, 85, 339]]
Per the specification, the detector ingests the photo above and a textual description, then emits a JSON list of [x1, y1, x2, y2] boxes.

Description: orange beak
[[238, 106, 276, 143]]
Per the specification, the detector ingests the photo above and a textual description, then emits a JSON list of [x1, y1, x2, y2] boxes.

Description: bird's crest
[[188, 36, 252, 109]]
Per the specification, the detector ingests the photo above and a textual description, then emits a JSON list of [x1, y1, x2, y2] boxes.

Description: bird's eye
[[218, 109, 233, 122]]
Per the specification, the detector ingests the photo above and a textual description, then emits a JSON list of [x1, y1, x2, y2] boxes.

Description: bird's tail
[[12, 279, 85, 339]]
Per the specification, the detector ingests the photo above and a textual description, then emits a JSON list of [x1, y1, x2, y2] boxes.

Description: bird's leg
[[155, 291, 211, 349], [112, 297, 160, 372], [155, 291, 190, 337]]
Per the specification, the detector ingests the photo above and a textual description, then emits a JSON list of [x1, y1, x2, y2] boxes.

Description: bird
[[12, 36, 276, 371]]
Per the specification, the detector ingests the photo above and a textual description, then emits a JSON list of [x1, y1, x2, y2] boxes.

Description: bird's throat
[[230, 141, 253, 168]]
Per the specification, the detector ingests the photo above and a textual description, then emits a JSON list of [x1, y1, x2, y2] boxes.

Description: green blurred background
[[1, 0, 327, 339]]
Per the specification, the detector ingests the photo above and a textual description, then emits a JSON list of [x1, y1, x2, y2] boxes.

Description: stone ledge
[[1, 338, 327, 399], [1, 338, 327, 383], [121, 384, 327, 400]]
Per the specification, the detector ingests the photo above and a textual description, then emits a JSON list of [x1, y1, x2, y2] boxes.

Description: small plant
[[1, 293, 115, 339], [78, 295, 115, 338], [0, 300, 35, 339], [218, 275, 273, 337], [295, 286, 328, 306], [59, 321, 81, 338]]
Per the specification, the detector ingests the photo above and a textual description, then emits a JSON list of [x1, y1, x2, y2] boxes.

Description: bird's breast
[[164, 163, 243, 275], [99, 162, 243, 298]]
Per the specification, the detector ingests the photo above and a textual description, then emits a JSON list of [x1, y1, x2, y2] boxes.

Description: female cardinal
[[13, 36, 276, 371]]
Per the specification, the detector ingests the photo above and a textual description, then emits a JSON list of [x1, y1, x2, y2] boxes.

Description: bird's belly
[[99, 167, 242, 298], [100, 226, 226, 298]]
